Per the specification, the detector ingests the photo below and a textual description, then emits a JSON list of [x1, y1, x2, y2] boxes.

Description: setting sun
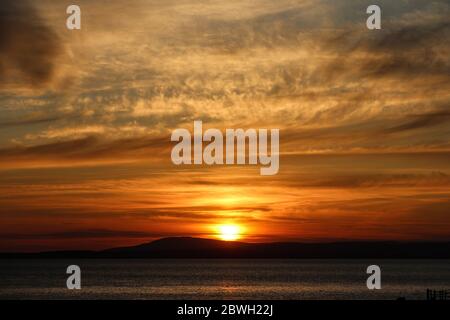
[[218, 224, 241, 241]]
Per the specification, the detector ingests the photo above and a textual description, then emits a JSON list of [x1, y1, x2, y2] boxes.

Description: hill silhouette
[[1, 237, 450, 258]]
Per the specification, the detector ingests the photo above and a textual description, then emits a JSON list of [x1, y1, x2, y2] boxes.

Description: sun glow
[[218, 224, 241, 241]]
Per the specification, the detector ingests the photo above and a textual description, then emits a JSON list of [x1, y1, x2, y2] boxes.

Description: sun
[[218, 224, 241, 241]]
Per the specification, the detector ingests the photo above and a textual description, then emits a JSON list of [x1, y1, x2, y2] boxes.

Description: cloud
[[0, 229, 167, 240], [0, 0, 450, 250], [385, 111, 450, 133], [368, 21, 450, 52], [282, 171, 450, 189], [0, 0, 62, 87], [0, 115, 63, 127], [0, 135, 171, 168], [321, 19, 450, 81]]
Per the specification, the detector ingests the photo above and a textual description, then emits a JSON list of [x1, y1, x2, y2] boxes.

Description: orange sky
[[0, 0, 449, 252]]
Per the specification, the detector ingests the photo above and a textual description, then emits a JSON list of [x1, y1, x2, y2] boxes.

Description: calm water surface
[[0, 259, 449, 299]]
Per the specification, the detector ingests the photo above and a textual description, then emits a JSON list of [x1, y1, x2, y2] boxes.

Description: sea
[[0, 259, 449, 300]]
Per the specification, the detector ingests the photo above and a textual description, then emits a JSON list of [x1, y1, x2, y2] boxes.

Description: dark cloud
[[367, 22, 450, 52], [0, 135, 171, 166], [0, 0, 62, 87], [322, 19, 450, 81], [385, 111, 450, 133], [285, 171, 450, 189], [0, 229, 165, 240], [0, 115, 64, 127]]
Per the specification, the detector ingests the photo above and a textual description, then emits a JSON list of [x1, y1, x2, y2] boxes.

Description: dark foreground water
[[0, 259, 449, 299]]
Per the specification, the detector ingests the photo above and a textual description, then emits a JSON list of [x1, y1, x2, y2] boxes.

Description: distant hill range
[[1, 237, 450, 258]]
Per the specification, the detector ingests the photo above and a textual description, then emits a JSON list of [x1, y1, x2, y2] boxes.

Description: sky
[[0, 0, 449, 252]]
